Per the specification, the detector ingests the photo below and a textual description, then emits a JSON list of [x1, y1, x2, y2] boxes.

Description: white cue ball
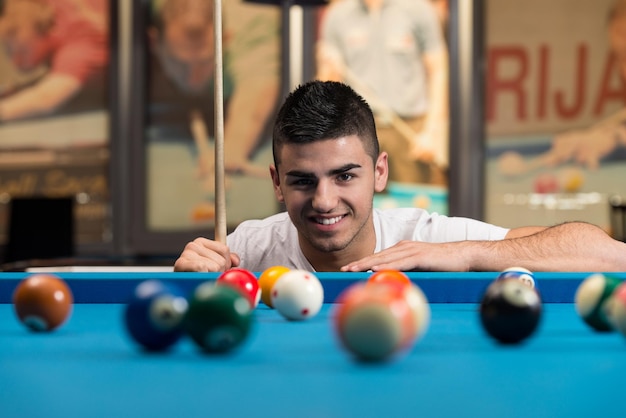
[[271, 270, 324, 321]]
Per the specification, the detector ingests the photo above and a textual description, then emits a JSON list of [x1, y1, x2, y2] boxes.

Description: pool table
[[1, 271, 626, 418]]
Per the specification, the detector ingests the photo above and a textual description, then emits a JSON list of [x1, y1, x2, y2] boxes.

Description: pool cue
[[214, 0, 227, 243]]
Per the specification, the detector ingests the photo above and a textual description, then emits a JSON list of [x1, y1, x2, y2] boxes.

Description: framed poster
[[0, 0, 114, 260], [485, 0, 626, 233], [129, 0, 282, 254]]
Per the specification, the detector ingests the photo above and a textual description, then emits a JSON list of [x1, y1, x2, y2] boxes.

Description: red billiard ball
[[216, 268, 261, 308], [12, 274, 73, 332], [479, 278, 542, 344], [533, 172, 559, 194]]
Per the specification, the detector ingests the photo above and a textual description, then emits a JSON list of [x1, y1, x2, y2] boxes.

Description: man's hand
[[174, 237, 240, 272], [341, 240, 471, 272]]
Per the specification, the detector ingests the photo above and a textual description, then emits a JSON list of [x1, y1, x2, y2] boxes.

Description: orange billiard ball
[[367, 270, 412, 288], [12, 274, 73, 332]]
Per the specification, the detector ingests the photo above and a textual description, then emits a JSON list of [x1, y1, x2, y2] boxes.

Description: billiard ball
[[559, 167, 584, 193], [334, 282, 417, 362], [258, 266, 290, 308], [124, 280, 189, 351], [367, 270, 412, 288], [604, 281, 626, 336], [271, 270, 324, 321], [12, 274, 73, 332], [401, 282, 431, 340], [184, 283, 254, 354], [479, 278, 542, 344], [574, 273, 623, 332], [533, 172, 559, 194], [216, 268, 261, 308], [497, 267, 536, 289], [366, 270, 430, 340]]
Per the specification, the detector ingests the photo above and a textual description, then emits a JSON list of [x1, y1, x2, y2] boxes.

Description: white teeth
[[316, 216, 342, 225]]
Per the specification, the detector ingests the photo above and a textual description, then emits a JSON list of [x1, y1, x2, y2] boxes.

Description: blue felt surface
[[1, 302, 626, 418], [2, 271, 622, 303]]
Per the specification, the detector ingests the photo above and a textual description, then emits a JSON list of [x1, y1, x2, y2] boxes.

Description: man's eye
[[337, 173, 353, 182], [291, 179, 314, 186]]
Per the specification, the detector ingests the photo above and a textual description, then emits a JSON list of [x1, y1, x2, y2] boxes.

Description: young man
[[174, 80, 626, 273]]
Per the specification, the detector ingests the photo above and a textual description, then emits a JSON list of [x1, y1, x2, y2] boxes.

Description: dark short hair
[[272, 80, 379, 167]]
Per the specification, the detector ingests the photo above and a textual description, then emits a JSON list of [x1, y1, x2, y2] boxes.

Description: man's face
[[270, 135, 388, 259], [158, 12, 215, 93], [0, 0, 50, 70]]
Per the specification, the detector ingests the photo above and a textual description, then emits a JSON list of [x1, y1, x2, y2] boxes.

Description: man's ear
[[374, 152, 389, 193], [270, 164, 284, 203]]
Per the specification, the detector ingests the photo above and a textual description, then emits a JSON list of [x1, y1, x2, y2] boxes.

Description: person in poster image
[[316, 0, 449, 186], [526, 0, 626, 171], [147, 0, 279, 184], [0, 0, 109, 122]]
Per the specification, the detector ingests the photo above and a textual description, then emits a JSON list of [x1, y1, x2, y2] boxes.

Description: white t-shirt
[[227, 208, 509, 272]]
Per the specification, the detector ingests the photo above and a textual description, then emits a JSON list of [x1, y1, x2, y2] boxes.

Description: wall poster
[[0, 0, 112, 253], [485, 0, 626, 233], [142, 0, 281, 234]]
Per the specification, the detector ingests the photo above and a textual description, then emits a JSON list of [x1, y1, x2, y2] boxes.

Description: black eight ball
[[479, 278, 542, 344]]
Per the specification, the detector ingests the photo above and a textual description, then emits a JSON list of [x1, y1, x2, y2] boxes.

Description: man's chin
[[310, 239, 348, 254]]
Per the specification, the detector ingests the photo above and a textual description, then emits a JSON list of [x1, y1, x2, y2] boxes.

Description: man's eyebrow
[[285, 163, 362, 178], [329, 163, 362, 175]]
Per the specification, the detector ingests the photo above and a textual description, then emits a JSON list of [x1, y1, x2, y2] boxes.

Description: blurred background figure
[[316, 0, 449, 186], [147, 0, 279, 179], [0, 0, 109, 122]]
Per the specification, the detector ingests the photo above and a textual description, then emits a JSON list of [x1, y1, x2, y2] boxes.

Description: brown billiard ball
[[12, 274, 73, 332]]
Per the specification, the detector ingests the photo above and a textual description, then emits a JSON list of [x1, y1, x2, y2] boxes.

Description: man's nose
[[312, 180, 337, 212]]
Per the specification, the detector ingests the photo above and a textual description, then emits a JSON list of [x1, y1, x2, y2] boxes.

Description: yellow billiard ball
[[258, 266, 290, 308]]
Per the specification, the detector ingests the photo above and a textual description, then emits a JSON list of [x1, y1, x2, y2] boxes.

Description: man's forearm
[[468, 222, 626, 272]]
